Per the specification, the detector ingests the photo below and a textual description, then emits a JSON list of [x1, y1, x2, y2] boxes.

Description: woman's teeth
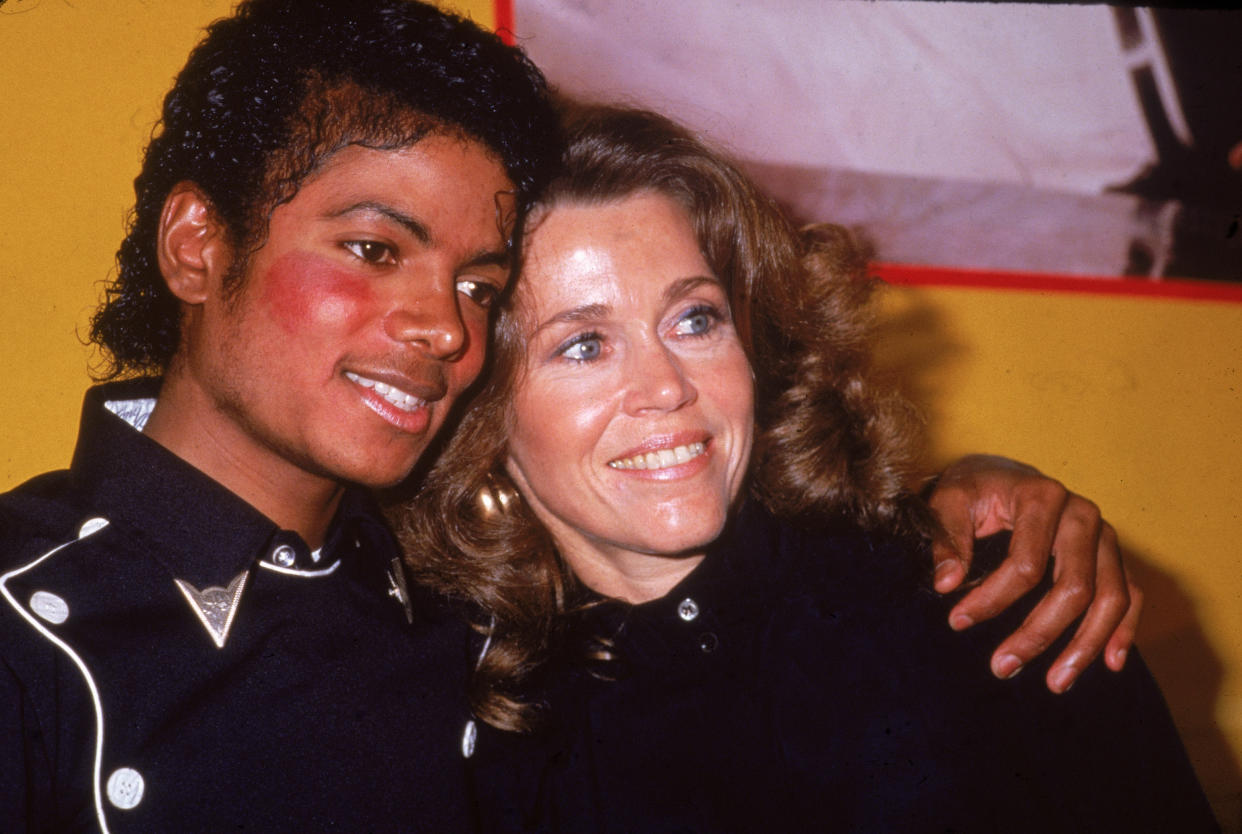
[[608, 441, 707, 471], [346, 372, 426, 412]]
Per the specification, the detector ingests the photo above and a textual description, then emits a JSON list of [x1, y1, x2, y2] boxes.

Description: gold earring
[[475, 475, 519, 519]]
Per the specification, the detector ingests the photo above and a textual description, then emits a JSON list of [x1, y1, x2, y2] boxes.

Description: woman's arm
[[924, 454, 1142, 694]]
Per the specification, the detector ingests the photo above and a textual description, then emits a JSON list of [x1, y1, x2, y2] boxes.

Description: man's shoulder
[[0, 470, 90, 694], [0, 468, 85, 569], [771, 514, 939, 612]]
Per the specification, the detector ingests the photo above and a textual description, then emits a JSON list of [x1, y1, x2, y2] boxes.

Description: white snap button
[[30, 591, 69, 625], [106, 767, 144, 809], [677, 597, 700, 622], [272, 545, 297, 567], [461, 720, 477, 758], [79, 517, 109, 538]]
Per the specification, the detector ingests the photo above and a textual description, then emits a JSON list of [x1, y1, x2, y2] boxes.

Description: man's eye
[[343, 240, 396, 264], [457, 279, 501, 309]]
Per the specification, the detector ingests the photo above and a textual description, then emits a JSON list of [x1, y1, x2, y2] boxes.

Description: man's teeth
[[608, 442, 706, 471], [345, 372, 426, 413]]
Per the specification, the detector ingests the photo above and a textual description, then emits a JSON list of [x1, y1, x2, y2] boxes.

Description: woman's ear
[[157, 182, 229, 304]]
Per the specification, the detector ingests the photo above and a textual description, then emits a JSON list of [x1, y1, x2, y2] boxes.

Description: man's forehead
[[260, 78, 516, 216], [286, 130, 512, 218]]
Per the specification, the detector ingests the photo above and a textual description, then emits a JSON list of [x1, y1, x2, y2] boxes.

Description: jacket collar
[[68, 378, 389, 589], [585, 500, 787, 647]]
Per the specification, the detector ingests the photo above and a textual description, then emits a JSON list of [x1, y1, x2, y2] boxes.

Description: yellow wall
[[877, 283, 1242, 826], [1, 1, 1238, 828]]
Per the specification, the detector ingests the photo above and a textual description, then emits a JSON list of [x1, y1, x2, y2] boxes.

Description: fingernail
[[933, 562, 958, 591], [1113, 648, 1127, 668], [949, 612, 974, 630], [992, 654, 1022, 679], [1050, 665, 1077, 693]]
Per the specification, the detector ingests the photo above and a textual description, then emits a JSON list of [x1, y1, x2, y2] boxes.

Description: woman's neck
[[565, 548, 706, 604]]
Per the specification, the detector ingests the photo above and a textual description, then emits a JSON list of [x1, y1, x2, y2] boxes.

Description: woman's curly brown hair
[[390, 103, 933, 732]]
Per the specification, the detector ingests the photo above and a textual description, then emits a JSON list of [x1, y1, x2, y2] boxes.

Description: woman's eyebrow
[[530, 302, 611, 338], [662, 275, 721, 306]]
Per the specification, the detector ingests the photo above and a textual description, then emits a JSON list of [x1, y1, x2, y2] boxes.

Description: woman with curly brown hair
[[396, 105, 1213, 831]]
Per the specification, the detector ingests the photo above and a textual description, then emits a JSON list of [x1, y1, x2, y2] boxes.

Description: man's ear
[[157, 182, 230, 304]]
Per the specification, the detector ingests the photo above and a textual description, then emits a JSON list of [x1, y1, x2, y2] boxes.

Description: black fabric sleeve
[[0, 656, 53, 834]]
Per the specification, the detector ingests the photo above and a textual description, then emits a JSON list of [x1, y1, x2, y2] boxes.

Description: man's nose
[[382, 279, 466, 360]]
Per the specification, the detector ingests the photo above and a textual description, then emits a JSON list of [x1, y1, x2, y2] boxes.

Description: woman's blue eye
[[673, 305, 720, 337], [560, 334, 603, 361]]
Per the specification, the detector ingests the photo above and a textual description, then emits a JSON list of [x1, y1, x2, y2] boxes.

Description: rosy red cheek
[[261, 251, 375, 334]]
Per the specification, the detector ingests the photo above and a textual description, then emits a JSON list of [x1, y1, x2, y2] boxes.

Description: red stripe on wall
[[872, 262, 1242, 304], [494, 0, 515, 44]]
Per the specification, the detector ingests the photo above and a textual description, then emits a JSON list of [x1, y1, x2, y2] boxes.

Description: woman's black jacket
[[471, 501, 1216, 832]]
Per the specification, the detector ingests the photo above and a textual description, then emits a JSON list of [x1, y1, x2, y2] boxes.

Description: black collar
[[68, 378, 392, 589], [584, 500, 788, 645]]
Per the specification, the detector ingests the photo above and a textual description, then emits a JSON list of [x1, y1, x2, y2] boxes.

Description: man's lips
[[344, 369, 446, 435], [344, 367, 447, 408], [345, 371, 429, 412]]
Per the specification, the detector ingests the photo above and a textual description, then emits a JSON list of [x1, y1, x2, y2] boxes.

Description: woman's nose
[[622, 342, 697, 415], [382, 282, 466, 360]]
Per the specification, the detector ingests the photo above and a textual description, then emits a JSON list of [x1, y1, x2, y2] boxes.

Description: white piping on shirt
[[257, 559, 342, 578], [0, 519, 114, 834]]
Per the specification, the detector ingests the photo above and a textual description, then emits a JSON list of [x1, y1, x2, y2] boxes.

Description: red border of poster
[[874, 262, 1242, 304], [494, 0, 514, 44]]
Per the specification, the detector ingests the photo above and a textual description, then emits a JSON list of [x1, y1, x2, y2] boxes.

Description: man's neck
[[143, 378, 345, 550]]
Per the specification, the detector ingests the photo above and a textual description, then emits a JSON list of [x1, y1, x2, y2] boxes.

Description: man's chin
[[341, 457, 422, 491]]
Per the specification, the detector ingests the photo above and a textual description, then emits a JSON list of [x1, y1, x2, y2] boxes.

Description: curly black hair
[[91, 0, 560, 377]]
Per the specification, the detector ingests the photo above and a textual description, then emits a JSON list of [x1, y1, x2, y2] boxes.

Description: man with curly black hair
[[0, 1, 558, 830]]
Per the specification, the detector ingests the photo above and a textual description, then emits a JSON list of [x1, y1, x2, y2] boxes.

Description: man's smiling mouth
[[345, 371, 428, 413]]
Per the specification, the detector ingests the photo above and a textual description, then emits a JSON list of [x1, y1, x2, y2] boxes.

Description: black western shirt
[[473, 503, 1217, 832], [0, 379, 477, 833]]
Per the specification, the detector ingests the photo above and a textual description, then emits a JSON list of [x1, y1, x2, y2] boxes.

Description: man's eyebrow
[[530, 302, 611, 338], [328, 201, 430, 244], [462, 248, 511, 271]]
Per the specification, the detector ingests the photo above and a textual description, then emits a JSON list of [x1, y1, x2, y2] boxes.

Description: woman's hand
[[926, 455, 1142, 694]]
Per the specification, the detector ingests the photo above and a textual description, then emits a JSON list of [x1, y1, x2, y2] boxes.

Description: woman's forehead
[[520, 195, 708, 295]]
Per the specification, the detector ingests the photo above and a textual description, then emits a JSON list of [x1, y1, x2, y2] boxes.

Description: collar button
[[677, 597, 700, 622], [271, 544, 297, 567]]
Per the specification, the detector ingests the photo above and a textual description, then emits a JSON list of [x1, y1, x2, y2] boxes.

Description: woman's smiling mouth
[[608, 441, 708, 471]]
